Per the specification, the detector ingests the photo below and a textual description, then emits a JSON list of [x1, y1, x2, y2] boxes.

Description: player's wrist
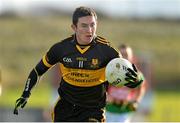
[[21, 91, 31, 98], [137, 72, 144, 82]]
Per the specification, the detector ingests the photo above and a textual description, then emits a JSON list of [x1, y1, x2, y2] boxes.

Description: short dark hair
[[72, 6, 97, 26]]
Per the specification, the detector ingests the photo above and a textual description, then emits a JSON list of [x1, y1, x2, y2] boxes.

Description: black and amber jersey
[[24, 34, 120, 108]]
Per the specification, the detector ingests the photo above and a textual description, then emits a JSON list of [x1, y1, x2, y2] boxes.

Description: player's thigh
[[82, 107, 105, 122], [52, 98, 72, 122]]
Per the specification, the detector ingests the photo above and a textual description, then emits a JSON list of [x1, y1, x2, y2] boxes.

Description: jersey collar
[[71, 34, 97, 46]]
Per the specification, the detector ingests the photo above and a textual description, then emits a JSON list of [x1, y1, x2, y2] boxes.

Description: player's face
[[72, 16, 97, 45]]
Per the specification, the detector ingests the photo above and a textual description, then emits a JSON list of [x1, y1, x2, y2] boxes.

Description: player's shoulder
[[95, 35, 110, 45], [53, 35, 73, 46], [57, 35, 74, 45], [49, 35, 74, 51], [95, 35, 117, 50], [95, 35, 120, 56], [62, 35, 74, 42]]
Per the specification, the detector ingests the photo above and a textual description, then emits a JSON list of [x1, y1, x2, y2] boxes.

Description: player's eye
[[90, 23, 95, 28], [81, 24, 88, 28]]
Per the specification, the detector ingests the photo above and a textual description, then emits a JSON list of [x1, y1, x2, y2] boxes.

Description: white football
[[105, 58, 133, 87]]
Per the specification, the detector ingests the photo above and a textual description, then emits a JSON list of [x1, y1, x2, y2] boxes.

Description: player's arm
[[14, 43, 59, 115], [13, 58, 52, 115]]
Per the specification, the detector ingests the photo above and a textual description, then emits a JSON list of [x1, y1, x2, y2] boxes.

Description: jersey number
[[78, 61, 84, 68]]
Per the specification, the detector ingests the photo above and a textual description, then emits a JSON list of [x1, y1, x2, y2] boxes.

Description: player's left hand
[[124, 64, 144, 88]]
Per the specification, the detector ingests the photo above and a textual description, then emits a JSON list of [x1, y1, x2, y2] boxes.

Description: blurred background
[[0, 0, 180, 122]]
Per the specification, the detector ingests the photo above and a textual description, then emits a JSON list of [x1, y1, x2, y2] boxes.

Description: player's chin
[[83, 39, 93, 44], [85, 36, 93, 42]]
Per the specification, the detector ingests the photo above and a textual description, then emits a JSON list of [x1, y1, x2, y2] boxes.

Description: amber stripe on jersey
[[59, 63, 106, 87], [42, 55, 53, 68], [96, 36, 109, 44]]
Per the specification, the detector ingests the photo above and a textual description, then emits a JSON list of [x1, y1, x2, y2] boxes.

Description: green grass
[[147, 91, 180, 122], [1, 82, 51, 108], [1, 86, 179, 121]]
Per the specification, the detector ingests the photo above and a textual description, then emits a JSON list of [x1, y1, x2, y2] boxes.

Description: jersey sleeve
[[21, 43, 61, 96], [106, 45, 121, 60], [43, 43, 61, 67]]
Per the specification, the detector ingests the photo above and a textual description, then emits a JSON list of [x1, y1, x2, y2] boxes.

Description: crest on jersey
[[92, 59, 98, 66], [91, 58, 99, 68]]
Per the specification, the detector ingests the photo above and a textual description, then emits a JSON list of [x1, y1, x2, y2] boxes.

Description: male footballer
[[14, 6, 143, 122]]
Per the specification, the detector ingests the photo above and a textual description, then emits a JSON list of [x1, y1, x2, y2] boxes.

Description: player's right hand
[[14, 97, 28, 115], [124, 64, 144, 88], [13, 91, 30, 115]]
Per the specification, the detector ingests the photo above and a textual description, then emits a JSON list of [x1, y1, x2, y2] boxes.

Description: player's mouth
[[86, 34, 92, 38]]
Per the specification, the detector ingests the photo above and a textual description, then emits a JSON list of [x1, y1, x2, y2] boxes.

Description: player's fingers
[[16, 98, 21, 103], [13, 108, 18, 115], [127, 80, 142, 88], [125, 78, 134, 83], [14, 99, 21, 115], [124, 82, 133, 87], [127, 68, 137, 77], [125, 73, 136, 81], [124, 83, 136, 88], [16, 101, 22, 108], [132, 64, 138, 72], [21, 101, 27, 108], [15, 98, 25, 108], [138, 79, 143, 84]]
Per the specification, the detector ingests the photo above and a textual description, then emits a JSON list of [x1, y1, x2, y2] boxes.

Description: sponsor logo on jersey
[[76, 57, 87, 61]]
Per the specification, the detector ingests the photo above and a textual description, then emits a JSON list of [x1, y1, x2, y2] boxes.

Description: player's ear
[[71, 24, 76, 32]]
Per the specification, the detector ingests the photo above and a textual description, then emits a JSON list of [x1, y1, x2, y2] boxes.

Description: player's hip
[[52, 97, 105, 122]]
